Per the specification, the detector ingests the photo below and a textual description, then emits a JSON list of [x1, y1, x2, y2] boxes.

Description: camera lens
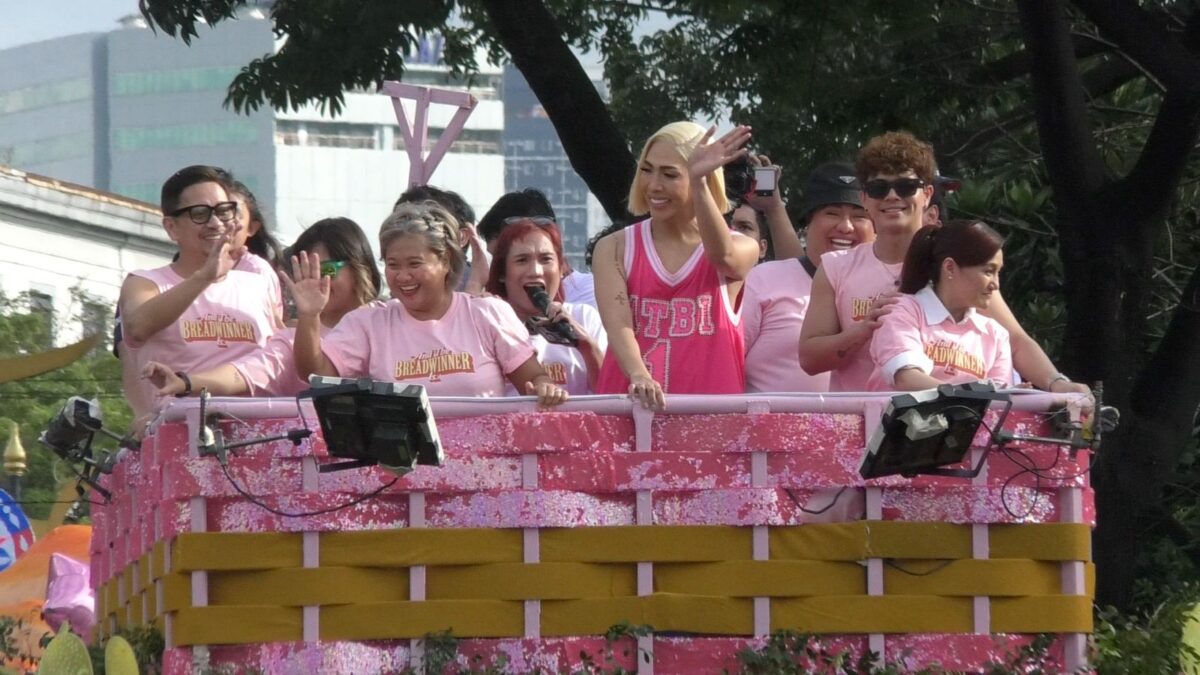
[[723, 157, 755, 201]]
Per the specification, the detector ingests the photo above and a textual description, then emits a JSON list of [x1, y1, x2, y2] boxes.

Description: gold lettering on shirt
[[924, 339, 986, 379], [179, 315, 258, 348], [393, 349, 476, 382], [543, 361, 568, 385]]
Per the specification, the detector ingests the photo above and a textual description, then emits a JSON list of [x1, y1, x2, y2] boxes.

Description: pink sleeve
[[267, 271, 285, 326], [475, 297, 537, 374], [321, 307, 375, 378], [231, 332, 295, 396], [870, 297, 932, 386], [819, 250, 848, 291], [986, 323, 1014, 388]]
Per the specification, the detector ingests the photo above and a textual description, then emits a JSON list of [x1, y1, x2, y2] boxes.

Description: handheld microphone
[[524, 286, 579, 345]]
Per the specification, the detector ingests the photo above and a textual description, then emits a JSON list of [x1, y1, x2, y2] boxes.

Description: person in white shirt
[[485, 217, 607, 395]]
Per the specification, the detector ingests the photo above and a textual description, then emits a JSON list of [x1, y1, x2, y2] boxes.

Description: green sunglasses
[[320, 260, 347, 277]]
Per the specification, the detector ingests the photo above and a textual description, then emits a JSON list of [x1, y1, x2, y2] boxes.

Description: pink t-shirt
[[867, 287, 1013, 391], [595, 218, 745, 395], [236, 252, 285, 325], [322, 293, 536, 397], [742, 258, 829, 392], [230, 325, 325, 397], [820, 243, 904, 392], [123, 264, 278, 416]]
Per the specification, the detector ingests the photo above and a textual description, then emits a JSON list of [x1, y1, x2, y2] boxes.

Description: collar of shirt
[[914, 286, 986, 330]]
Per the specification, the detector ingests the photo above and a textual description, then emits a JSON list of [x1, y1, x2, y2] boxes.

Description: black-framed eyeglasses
[[503, 216, 556, 227], [864, 178, 926, 200], [320, 260, 348, 278], [170, 201, 238, 225]]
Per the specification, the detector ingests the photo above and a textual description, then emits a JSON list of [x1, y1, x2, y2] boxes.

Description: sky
[[0, 1, 137, 50]]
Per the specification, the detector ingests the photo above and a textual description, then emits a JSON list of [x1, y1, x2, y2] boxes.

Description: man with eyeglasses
[[799, 132, 1091, 396], [117, 165, 280, 422]]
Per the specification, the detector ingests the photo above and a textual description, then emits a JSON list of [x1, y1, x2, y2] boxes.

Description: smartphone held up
[[753, 166, 778, 196]]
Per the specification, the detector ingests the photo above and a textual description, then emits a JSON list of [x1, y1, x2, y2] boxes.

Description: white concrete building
[[0, 166, 173, 347]]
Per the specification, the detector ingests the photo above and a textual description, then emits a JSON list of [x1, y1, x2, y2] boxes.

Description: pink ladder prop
[[381, 81, 479, 188]]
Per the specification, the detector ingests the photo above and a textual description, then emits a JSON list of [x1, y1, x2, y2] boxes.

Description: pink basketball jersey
[[595, 219, 745, 395], [820, 243, 903, 392]]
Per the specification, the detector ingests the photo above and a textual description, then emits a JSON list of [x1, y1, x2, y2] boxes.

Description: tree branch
[[941, 54, 1139, 162], [1072, 0, 1200, 95], [1112, 91, 1200, 217], [969, 32, 1113, 85], [480, 0, 635, 221], [1015, 0, 1107, 199]]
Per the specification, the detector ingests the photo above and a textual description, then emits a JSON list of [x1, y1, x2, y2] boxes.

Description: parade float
[[89, 386, 1095, 674]]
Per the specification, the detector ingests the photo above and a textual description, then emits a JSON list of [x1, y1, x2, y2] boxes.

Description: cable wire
[[219, 461, 399, 518], [784, 485, 849, 515]]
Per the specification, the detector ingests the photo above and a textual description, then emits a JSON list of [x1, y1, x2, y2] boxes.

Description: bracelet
[[1045, 372, 1070, 391], [175, 371, 193, 397]]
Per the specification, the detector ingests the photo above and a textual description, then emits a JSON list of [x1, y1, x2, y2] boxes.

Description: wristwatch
[[175, 371, 193, 397]]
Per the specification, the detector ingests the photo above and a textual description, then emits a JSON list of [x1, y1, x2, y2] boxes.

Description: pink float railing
[[91, 392, 1093, 674]]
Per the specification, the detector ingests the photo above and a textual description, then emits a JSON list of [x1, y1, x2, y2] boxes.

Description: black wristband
[[175, 371, 193, 397]]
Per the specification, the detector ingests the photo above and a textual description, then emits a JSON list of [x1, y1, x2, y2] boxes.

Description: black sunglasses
[[864, 178, 926, 199], [170, 201, 238, 225]]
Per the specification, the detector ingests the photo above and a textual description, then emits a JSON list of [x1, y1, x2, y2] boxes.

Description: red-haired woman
[[486, 219, 607, 395]]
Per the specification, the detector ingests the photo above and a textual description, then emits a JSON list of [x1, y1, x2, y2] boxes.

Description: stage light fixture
[[859, 382, 1005, 479], [301, 376, 443, 474], [859, 382, 1114, 480], [39, 396, 141, 501]]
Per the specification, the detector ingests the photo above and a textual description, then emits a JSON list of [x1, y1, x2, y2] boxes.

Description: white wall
[[0, 168, 173, 346], [272, 145, 504, 252], [277, 92, 504, 131]]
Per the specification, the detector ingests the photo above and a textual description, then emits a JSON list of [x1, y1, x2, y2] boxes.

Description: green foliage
[[982, 634, 1056, 674], [1092, 585, 1200, 675], [418, 629, 459, 675], [0, 288, 130, 520], [733, 631, 932, 674], [85, 627, 164, 675]]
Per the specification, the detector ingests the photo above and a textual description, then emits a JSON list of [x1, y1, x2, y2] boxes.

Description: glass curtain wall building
[[0, 12, 504, 247]]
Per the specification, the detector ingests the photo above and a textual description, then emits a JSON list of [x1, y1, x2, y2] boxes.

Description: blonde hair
[[627, 121, 729, 216], [379, 201, 466, 289]]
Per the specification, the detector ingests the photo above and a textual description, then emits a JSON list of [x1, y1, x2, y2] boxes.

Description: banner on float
[[0, 489, 34, 572]]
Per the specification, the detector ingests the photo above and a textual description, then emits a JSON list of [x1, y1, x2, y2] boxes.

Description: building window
[[27, 289, 54, 348], [0, 77, 90, 115], [276, 120, 376, 149], [6, 132, 91, 166], [112, 66, 241, 97], [397, 68, 501, 100], [113, 121, 259, 151], [275, 120, 304, 146], [307, 122, 377, 149], [425, 127, 502, 155], [81, 300, 109, 339]]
